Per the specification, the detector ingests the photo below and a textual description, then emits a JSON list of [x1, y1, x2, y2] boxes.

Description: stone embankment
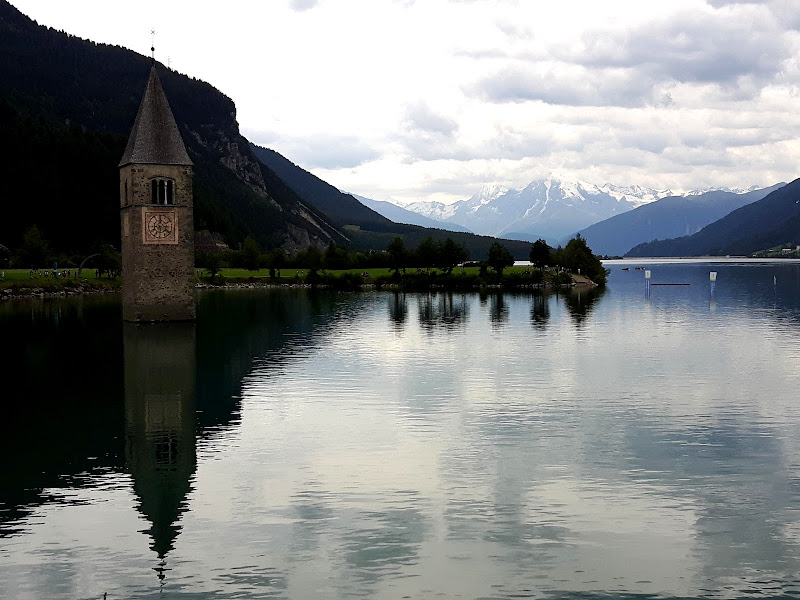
[[2, 275, 591, 301], [0, 285, 119, 301], [571, 274, 598, 288]]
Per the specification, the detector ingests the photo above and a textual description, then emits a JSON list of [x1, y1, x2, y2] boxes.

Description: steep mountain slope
[[578, 185, 783, 256], [0, 0, 344, 252], [627, 179, 800, 257], [250, 145, 533, 258], [251, 145, 392, 230], [404, 178, 672, 242], [351, 194, 472, 233]]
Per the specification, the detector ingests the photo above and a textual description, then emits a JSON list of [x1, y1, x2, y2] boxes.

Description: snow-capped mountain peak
[[684, 185, 760, 196], [363, 176, 767, 245]]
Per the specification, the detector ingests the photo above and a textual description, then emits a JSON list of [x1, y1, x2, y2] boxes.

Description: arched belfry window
[[150, 177, 175, 205]]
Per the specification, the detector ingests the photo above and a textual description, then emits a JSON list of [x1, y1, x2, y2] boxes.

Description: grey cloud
[[663, 145, 737, 167], [395, 117, 557, 163], [495, 20, 535, 41], [470, 65, 663, 107], [296, 138, 380, 169], [616, 130, 673, 155], [706, 0, 767, 5], [454, 48, 523, 60], [469, 5, 795, 107], [251, 132, 380, 169], [396, 101, 461, 161], [703, 1, 800, 30], [289, 0, 319, 11], [572, 10, 791, 87], [402, 101, 459, 136]]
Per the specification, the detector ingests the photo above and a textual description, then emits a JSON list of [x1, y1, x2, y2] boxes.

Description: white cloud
[[9, 0, 800, 203]]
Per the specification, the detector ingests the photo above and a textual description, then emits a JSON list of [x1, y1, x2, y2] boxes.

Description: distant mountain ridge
[[627, 179, 800, 257], [349, 194, 472, 234], [249, 143, 535, 258], [578, 184, 784, 256], [393, 177, 779, 247], [400, 178, 675, 244]]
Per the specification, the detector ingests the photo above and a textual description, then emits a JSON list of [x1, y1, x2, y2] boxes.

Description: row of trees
[[201, 233, 606, 285], [6, 224, 606, 286], [528, 236, 607, 285], [2, 225, 122, 276]]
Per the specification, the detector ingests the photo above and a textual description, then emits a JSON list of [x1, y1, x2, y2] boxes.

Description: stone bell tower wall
[[120, 163, 195, 322]]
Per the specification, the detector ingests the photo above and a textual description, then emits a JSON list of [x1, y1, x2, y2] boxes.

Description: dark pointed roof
[[119, 66, 192, 167]]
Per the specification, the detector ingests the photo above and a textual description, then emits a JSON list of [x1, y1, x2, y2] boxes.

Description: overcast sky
[[10, 0, 800, 204]]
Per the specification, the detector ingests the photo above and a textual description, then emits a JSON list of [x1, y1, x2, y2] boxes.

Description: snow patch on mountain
[[393, 177, 719, 242], [365, 176, 763, 244], [684, 185, 760, 196]]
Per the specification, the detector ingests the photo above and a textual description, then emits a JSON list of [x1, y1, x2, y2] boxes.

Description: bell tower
[[119, 66, 195, 321]]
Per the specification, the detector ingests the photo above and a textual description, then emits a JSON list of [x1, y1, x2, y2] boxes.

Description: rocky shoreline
[[2, 275, 595, 302]]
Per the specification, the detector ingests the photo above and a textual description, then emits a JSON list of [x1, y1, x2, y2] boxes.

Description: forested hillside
[[578, 185, 782, 256], [0, 0, 345, 254], [627, 179, 800, 257]]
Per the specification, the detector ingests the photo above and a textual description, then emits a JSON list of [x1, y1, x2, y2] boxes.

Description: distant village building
[[119, 66, 195, 321]]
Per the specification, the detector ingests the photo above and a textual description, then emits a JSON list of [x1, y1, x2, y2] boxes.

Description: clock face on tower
[[148, 214, 173, 238], [142, 208, 178, 244]]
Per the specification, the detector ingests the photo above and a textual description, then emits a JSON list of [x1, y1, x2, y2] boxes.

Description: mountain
[[350, 194, 472, 233], [402, 178, 673, 244], [404, 184, 507, 228], [251, 145, 534, 258], [0, 1, 542, 261], [577, 185, 783, 256], [250, 145, 392, 230], [0, 0, 345, 253], [627, 178, 800, 257]]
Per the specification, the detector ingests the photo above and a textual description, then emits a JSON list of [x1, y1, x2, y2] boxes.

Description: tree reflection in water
[[417, 292, 469, 332], [388, 292, 408, 330], [563, 286, 605, 327], [489, 292, 509, 327], [530, 291, 550, 330]]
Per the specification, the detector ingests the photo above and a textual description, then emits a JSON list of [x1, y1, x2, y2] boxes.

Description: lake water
[[2, 260, 800, 599]]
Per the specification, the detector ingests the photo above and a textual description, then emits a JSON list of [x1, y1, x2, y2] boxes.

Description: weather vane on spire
[[150, 29, 156, 62]]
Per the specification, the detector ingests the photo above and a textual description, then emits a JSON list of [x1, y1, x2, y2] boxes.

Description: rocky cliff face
[[170, 101, 348, 252]]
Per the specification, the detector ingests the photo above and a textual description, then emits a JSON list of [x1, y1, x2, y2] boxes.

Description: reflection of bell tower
[[119, 65, 195, 322], [124, 322, 196, 580]]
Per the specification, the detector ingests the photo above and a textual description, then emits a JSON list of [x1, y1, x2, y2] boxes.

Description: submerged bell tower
[[119, 65, 195, 321]]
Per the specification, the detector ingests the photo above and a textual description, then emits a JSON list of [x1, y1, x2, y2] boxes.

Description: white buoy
[[710, 271, 717, 282]]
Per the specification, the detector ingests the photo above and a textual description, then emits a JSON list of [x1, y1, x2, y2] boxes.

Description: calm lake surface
[[3, 260, 800, 599]]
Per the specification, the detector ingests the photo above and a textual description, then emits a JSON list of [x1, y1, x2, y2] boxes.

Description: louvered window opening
[[150, 178, 174, 205]]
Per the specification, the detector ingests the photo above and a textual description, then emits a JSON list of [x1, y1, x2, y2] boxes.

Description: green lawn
[[2, 265, 548, 291], [0, 268, 119, 291], [209, 266, 533, 280]]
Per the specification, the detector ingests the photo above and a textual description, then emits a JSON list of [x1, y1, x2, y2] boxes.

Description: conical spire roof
[[119, 66, 192, 167]]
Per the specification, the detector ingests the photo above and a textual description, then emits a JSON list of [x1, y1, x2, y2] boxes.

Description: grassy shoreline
[[1, 266, 596, 300]]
